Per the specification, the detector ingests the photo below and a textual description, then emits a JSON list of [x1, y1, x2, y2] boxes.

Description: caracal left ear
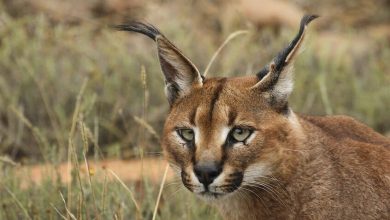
[[252, 15, 318, 112], [115, 22, 203, 106]]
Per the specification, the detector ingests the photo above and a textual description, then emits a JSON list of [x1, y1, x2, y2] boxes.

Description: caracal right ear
[[114, 22, 203, 106]]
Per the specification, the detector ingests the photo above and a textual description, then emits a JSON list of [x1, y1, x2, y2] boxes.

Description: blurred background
[[0, 0, 389, 219]]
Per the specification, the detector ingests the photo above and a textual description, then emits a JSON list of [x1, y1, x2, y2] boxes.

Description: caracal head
[[116, 15, 318, 201]]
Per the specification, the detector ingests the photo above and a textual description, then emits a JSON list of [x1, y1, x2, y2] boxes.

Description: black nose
[[194, 163, 222, 187]]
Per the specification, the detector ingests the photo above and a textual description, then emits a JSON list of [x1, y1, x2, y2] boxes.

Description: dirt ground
[[16, 157, 175, 188]]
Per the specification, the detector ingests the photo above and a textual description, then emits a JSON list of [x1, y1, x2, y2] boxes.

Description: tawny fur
[[161, 78, 390, 220]]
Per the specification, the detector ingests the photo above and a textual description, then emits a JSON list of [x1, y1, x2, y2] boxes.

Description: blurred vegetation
[[0, 0, 389, 161], [0, 161, 220, 219], [0, 0, 389, 219]]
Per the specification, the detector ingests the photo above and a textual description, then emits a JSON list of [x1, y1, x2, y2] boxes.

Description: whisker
[[242, 181, 288, 209], [244, 174, 286, 191], [164, 187, 185, 202], [164, 181, 183, 189], [239, 186, 271, 215], [165, 179, 182, 185], [249, 176, 289, 197]]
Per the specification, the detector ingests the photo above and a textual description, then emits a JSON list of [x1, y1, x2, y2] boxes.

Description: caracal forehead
[[167, 76, 262, 125]]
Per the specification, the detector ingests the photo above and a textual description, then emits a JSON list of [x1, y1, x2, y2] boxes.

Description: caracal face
[[162, 76, 295, 201], [115, 15, 317, 201]]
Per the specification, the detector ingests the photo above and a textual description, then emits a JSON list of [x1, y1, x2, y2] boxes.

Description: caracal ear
[[252, 15, 318, 113], [115, 22, 203, 105]]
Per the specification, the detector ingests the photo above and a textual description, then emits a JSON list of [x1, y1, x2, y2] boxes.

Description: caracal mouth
[[196, 191, 226, 200], [195, 186, 241, 201]]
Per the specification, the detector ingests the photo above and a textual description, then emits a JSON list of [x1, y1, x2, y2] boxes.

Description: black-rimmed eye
[[229, 127, 252, 143], [177, 129, 194, 142]]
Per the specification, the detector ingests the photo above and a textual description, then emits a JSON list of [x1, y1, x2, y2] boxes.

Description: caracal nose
[[193, 163, 222, 186]]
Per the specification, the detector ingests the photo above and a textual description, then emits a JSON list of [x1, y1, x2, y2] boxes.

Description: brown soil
[[16, 157, 175, 188]]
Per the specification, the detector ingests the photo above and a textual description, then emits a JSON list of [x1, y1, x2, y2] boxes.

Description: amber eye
[[230, 127, 252, 143], [177, 129, 194, 142]]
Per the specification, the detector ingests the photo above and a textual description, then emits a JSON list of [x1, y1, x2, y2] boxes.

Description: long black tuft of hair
[[257, 14, 319, 80], [113, 22, 162, 41]]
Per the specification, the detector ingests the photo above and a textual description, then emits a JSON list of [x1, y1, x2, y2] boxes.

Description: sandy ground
[[15, 157, 175, 188]]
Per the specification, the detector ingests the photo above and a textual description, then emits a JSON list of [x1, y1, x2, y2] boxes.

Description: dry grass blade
[[67, 78, 89, 218], [107, 168, 142, 216], [101, 172, 108, 216], [59, 192, 77, 220], [133, 115, 160, 140], [203, 30, 249, 77], [9, 106, 49, 163], [317, 75, 333, 114], [4, 187, 31, 220], [50, 203, 68, 220], [152, 164, 170, 220], [19, 58, 65, 150], [0, 155, 19, 166], [80, 119, 101, 220]]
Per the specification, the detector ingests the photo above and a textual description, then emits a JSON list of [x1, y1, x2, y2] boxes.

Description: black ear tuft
[[113, 22, 161, 41], [273, 14, 319, 71], [252, 15, 318, 112], [256, 14, 319, 81], [114, 21, 203, 106]]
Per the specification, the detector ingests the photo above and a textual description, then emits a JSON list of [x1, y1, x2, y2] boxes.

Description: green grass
[[0, 2, 389, 219]]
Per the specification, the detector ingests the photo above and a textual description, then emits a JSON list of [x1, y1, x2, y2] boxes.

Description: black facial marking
[[228, 110, 237, 126], [191, 142, 197, 166], [181, 171, 195, 191], [220, 172, 243, 192], [230, 172, 243, 189], [220, 143, 228, 168], [189, 107, 198, 125], [207, 78, 227, 122], [166, 144, 183, 165]]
